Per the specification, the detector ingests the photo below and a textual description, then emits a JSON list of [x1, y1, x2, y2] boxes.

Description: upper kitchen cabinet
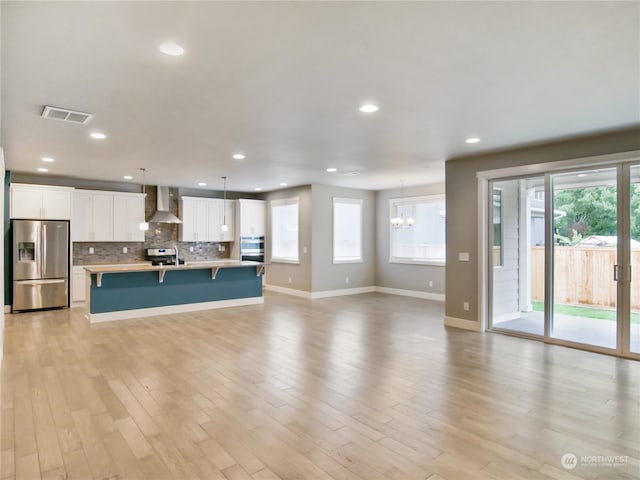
[[72, 190, 145, 242], [180, 197, 208, 241], [238, 199, 266, 236], [208, 198, 235, 242], [72, 190, 114, 241], [113, 193, 146, 242], [10, 183, 73, 220]]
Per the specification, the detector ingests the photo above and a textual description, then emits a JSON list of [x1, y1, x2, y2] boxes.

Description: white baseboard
[[264, 284, 312, 299], [86, 296, 264, 323], [4, 305, 10, 313], [444, 315, 484, 332], [375, 287, 445, 302], [265, 284, 446, 302], [311, 286, 376, 299]]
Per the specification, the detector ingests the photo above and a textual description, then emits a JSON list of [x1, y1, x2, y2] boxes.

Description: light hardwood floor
[[1, 292, 638, 480]]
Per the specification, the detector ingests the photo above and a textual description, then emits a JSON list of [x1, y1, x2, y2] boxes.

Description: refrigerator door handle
[[42, 223, 47, 276], [14, 279, 66, 285]]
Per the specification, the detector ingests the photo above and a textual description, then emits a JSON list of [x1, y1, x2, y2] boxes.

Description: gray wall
[[375, 183, 445, 295], [445, 127, 640, 323], [311, 184, 375, 292], [263, 185, 313, 292]]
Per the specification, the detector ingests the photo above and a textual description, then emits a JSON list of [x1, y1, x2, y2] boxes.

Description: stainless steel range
[[146, 247, 184, 266]]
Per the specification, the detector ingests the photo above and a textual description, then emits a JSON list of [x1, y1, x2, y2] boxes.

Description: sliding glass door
[[489, 161, 639, 358], [550, 168, 618, 349], [489, 176, 545, 337], [628, 165, 640, 355]]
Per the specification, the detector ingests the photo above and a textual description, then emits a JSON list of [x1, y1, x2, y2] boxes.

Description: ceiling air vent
[[41, 105, 94, 125]]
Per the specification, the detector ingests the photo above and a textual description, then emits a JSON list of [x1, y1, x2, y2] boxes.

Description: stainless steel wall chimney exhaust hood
[[150, 186, 182, 223]]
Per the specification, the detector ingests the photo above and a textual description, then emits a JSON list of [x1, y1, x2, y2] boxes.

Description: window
[[493, 188, 503, 267], [271, 197, 299, 263], [333, 197, 363, 264], [389, 195, 445, 264]]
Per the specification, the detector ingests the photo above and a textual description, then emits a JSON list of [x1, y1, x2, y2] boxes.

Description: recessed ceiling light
[[198, 182, 207, 186], [123, 175, 133, 180], [159, 42, 185, 56], [37, 168, 48, 172], [359, 104, 379, 113], [254, 187, 262, 191], [233, 153, 246, 160], [465, 137, 480, 144], [326, 167, 337, 173], [41, 157, 55, 163], [90, 132, 107, 139], [280, 182, 288, 187]]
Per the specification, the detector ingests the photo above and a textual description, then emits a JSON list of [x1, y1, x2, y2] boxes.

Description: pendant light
[[138, 167, 149, 231], [221, 176, 229, 232]]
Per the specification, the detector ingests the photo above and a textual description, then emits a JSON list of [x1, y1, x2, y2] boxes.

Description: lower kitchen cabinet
[[71, 266, 87, 304]]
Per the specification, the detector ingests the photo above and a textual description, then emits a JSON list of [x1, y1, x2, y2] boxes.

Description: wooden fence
[[531, 246, 640, 309]]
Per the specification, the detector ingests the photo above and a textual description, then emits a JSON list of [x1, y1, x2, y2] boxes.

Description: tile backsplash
[[73, 242, 231, 265]]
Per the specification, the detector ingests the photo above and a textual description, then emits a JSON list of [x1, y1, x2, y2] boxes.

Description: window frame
[[270, 196, 300, 264], [388, 194, 446, 266], [333, 197, 363, 264]]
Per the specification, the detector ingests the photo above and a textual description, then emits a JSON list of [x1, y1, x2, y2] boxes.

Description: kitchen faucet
[[174, 245, 179, 267]]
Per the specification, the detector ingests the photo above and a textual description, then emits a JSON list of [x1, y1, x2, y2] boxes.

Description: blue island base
[[86, 266, 263, 323]]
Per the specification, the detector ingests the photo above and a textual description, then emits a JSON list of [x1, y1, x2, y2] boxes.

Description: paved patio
[[493, 311, 640, 352]]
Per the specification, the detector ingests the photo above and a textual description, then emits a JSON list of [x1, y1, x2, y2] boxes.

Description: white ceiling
[[2, 1, 638, 192]]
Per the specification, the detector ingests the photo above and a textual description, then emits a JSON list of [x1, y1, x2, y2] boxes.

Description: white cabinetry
[[180, 197, 208, 241], [72, 190, 145, 242], [10, 184, 73, 219], [181, 197, 235, 242], [72, 190, 114, 241], [113, 194, 146, 242], [238, 199, 266, 236], [208, 198, 235, 242], [71, 266, 87, 304]]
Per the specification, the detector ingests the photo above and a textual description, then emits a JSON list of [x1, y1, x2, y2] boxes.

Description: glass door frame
[[482, 155, 640, 359]]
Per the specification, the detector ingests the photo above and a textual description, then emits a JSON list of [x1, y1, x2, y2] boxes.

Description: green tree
[[554, 186, 617, 238]]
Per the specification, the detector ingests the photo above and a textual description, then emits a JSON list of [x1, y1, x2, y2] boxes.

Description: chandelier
[[391, 180, 414, 228]]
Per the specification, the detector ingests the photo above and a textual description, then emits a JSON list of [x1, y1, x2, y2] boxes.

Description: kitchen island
[[84, 260, 264, 323]]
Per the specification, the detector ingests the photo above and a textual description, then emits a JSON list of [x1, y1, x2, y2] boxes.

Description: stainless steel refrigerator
[[12, 220, 69, 312]]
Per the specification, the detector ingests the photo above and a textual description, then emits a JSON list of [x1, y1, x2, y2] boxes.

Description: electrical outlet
[[190, 246, 194, 252], [463, 302, 470, 311], [303, 246, 308, 254], [458, 252, 470, 261], [89, 247, 94, 254], [428, 280, 433, 287], [345, 277, 350, 284], [218, 244, 225, 252], [288, 277, 292, 284], [122, 247, 128, 253]]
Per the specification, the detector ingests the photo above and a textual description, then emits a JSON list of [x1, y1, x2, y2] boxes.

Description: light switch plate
[[458, 252, 470, 261]]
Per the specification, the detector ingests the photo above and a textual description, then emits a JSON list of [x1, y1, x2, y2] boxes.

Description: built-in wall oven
[[240, 236, 264, 262]]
